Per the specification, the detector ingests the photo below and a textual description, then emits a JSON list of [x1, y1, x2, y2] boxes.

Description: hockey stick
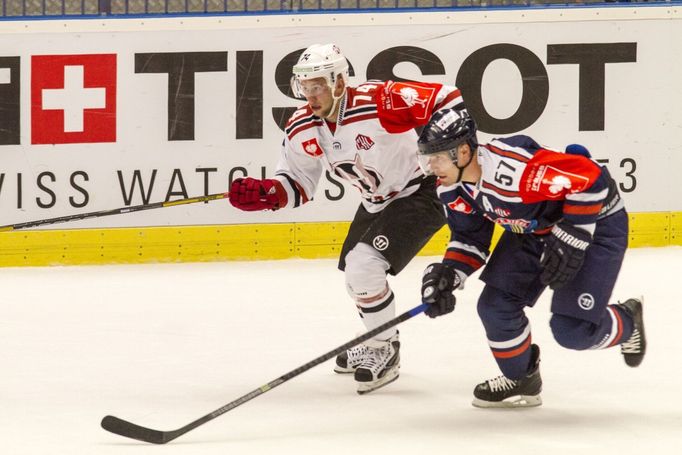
[[101, 303, 428, 444], [0, 192, 229, 232]]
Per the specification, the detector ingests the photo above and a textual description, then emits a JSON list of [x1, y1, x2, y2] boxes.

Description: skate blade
[[356, 368, 400, 395], [333, 365, 356, 374], [472, 394, 542, 409]]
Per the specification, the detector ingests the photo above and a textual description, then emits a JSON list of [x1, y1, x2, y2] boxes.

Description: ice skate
[[472, 344, 542, 408], [618, 298, 646, 367], [334, 343, 370, 374], [354, 333, 400, 395]]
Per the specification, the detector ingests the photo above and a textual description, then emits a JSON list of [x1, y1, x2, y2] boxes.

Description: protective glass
[[417, 149, 457, 176], [290, 77, 329, 99], [298, 80, 328, 97]]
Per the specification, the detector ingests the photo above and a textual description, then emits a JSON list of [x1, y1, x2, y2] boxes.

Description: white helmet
[[291, 43, 349, 98]]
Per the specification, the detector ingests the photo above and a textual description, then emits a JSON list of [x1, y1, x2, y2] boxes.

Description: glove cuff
[[268, 180, 288, 209], [551, 223, 591, 251]]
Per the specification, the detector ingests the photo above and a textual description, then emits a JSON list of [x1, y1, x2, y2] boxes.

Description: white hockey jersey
[[274, 80, 466, 213]]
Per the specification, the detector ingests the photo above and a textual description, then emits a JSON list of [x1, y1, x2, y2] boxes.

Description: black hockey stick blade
[[101, 303, 428, 444], [101, 415, 179, 444]]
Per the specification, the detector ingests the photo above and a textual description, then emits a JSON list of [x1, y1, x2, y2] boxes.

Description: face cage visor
[[417, 149, 458, 176], [290, 77, 332, 99]]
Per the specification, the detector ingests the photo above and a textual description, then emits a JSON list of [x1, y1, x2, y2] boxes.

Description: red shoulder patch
[[447, 196, 474, 214], [384, 82, 436, 121], [520, 149, 600, 203]]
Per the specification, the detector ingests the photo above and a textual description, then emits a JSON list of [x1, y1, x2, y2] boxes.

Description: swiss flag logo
[[447, 196, 474, 214], [302, 138, 323, 157], [31, 54, 116, 144]]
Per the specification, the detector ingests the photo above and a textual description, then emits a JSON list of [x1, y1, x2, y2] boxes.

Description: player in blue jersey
[[415, 109, 646, 408]]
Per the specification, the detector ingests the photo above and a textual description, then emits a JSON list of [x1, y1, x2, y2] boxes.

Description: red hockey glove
[[229, 177, 287, 211]]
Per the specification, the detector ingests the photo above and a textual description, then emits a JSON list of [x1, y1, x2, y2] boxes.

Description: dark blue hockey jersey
[[439, 135, 623, 278]]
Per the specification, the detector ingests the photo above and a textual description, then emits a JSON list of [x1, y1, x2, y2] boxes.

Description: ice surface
[[1, 247, 681, 454]]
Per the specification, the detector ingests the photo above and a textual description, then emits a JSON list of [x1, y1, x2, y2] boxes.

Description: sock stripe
[[607, 306, 624, 348], [491, 335, 532, 359], [358, 291, 394, 314]]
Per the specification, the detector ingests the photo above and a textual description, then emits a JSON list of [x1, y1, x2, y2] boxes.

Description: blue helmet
[[417, 109, 478, 157]]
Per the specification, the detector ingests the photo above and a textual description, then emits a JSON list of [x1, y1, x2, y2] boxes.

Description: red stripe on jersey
[[492, 336, 532, 359], [434, 89, 463, 111], [287, 120, 324, 141], [564, 203, 603, 215], [294, 181, 310, 204], [444, 250, 484, 270], [486, 143, 530, 163], [482, 181, 519, 198], [341, 113, 379, 126], [284, 105, 314, 129]]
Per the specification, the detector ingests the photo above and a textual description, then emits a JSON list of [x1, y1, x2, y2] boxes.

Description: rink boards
[[1, 5, 681, 266], [0, 212, 678, 266]]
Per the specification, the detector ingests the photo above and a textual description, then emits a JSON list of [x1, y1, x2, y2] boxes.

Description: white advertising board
[[0, 7, 680, 228]]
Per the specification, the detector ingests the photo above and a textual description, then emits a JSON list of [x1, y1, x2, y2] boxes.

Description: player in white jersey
[[229, 43, 467, 394], [415, 109, 646, 407]]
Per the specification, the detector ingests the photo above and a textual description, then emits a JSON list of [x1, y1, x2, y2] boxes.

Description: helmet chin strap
[[324, 77, 345, 122], [453, 148, 474, 183]]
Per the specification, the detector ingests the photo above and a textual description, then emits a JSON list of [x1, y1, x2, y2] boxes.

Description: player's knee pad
[[344, 242, 390, 301], [549, 314, 597, 351]]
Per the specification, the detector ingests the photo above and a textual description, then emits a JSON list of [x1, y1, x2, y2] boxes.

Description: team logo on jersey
[[447, 196, 473, 214], [372, 235, 389, 251], [386, 82, 435, 120], [301, 138, 323, 157], [399, 87, 428, 108], [333, 141, 342, 152], [526, 165, 590, 199], [578, 293, 595, 310], [355, 134, 374, 151]]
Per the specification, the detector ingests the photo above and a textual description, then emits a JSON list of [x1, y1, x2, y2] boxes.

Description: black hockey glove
[[421, 263, 462, 318], [540, 221, 592, 290]]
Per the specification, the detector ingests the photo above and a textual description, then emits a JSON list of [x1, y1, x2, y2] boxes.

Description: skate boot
[[618, 298, 646, 367], [472, 344, 542, 408], [354, 332, 400, 395], [334, 343, 370, 374]]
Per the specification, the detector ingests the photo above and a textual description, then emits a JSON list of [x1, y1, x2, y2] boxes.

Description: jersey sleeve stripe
[[341, 112, 379, 126], [343, 105, 377, 117], [287, 120, 324, 140], [481, 181, 519, 198], [566, 187, 608, 202], [447, 240, 487, 261], [285, 115, 317, 135], [443, 250, 485, 270], [563, 203, 603, 215], [486, 143, 531, 163], [275, 172, 310, 207], [434, 88, 463, 111]]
